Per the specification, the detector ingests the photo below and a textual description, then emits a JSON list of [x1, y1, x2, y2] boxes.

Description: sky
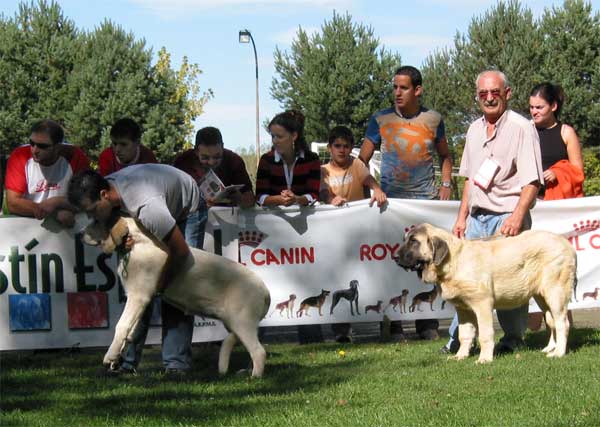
[[2, 0, 598, 153]]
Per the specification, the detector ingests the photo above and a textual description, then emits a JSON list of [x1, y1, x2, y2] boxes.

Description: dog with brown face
[[83, 216, 271, 378], [394, 223, 576, 363]]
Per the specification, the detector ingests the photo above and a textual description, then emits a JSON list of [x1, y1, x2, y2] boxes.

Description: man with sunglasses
[[98, 118, 158, 176], [441, 70, 543, 355], [173, 126, 254, 249], [359, 65, 453, 342], [5, 119, 90, 227]]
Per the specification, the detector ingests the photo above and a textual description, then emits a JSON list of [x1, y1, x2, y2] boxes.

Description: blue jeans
[[445, 211, 531, 351], [184, 198, 208, 250], [121, 220, 197, 371]]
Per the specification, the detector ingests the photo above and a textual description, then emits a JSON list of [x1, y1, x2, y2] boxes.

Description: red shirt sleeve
[[98, 148, 114, 176], [70, 147, 91, 173], [173, 150, 205, 182], [139, 145, 158, 164], [305, 157, 321, 200], [5, 146, 30, 194], [255, 153, 273, 196]]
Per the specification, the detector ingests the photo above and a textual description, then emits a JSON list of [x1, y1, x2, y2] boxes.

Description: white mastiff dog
[[84, 216, 271, 377], [394, 223, 577, 363]]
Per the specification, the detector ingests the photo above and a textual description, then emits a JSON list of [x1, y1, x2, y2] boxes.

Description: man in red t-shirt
[[173, 126, 255, 248], [5, 119, 90, 227], [98, 118, 158, 176]]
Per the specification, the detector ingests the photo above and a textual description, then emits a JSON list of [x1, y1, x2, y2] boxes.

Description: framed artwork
[[9, 294, 52, 331], [67, 292, 109, 329]]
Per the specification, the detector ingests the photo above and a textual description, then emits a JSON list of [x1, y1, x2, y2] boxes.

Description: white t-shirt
[[6, 144, 90, 203]]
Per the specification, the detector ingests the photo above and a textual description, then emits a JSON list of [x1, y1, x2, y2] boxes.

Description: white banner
[[210, 197, 600, 327], [1, 197, 599, 350], [0, 217, 227, 351]]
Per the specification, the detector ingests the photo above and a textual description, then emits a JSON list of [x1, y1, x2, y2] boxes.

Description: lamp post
[[238, 29, 260, 167]]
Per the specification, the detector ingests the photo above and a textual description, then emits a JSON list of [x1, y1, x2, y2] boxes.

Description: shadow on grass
[[1, 344, 365, 425], [525, 327, 600, 353], [75, 358, 363, 424]]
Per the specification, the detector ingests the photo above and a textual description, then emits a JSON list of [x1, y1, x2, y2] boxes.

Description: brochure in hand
[[198, 169, 244, 202]]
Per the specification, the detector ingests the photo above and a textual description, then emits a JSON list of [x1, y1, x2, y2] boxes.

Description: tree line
[[271, 0, 600, 195], [2, 1, 598, 195], [0, 0, 211, 163]]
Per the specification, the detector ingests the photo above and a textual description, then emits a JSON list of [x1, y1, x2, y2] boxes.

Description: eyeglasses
[[476, 89, 503, 101], [331, 143, 352, 150], [29, 139, 53, 150]]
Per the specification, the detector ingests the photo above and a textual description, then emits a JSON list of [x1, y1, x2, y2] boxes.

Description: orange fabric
[[543, 159, 584, 200]]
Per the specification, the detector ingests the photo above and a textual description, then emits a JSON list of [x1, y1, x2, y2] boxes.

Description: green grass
[[2, 329, 600, 427]]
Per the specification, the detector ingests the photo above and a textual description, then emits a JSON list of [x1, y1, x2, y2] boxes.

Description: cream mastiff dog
[[83, 216, 271, 377], [394, 223, 577, 363]]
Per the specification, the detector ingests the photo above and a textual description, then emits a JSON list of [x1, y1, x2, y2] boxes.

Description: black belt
[[472, 208, 507, 216]]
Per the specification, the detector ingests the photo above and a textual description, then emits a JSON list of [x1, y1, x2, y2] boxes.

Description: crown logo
[[238, 230, 266, 248], [572, 219, 600, 234]]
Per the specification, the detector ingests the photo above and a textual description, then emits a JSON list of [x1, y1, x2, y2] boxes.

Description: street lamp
[[238, 29, 260, 167]]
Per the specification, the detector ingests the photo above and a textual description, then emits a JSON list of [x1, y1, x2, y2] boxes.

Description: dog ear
[[110, 218, 129, 247], [431, 236, 449, 266]]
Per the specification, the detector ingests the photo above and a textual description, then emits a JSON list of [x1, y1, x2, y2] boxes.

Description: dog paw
[[541, 345, 555, 353], [476, 357, 492, 364], [448, 354, 466, 361], [103, 354, 120, 366]]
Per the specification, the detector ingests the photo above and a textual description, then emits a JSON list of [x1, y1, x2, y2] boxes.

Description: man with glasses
[[5, 119, 90, 227], [441, 70, 543, 355], [98, 118, 157, 176], [173, 126, 255, 249], [359, 65, 453, 342]]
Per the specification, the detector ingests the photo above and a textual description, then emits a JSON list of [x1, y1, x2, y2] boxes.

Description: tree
[[538, 0, 600, 147], [0, 1, 79, 147], [0, 0, 211, 162], [423, 1, 543, 133], [421, 48, 464, 160], [64, 19, 155, 159], [271, 12, 400, 145], [143, 48, 212, 162]]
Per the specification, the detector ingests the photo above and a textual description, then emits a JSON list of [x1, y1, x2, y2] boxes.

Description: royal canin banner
[[210, 197, 600, 326], [1, 197, 599, 350]]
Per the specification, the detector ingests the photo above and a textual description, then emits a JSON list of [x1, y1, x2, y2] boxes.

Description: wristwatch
[[441, 181, 451, 188]]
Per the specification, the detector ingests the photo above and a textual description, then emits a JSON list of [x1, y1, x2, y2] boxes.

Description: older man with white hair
[[441, 70, 544, 355]]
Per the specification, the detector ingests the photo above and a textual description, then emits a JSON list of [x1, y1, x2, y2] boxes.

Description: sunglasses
[[476, 89, 503, 101], [29, 139, 54, 150]]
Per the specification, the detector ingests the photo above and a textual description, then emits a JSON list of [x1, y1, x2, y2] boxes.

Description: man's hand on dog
[[500, 213, 523, 237]]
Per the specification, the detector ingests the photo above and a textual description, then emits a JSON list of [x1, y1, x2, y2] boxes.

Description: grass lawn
[[2, 327, 600, 427]]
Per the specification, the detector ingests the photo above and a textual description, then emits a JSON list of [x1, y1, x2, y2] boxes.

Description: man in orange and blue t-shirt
[[359, 65, 453, 341]]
